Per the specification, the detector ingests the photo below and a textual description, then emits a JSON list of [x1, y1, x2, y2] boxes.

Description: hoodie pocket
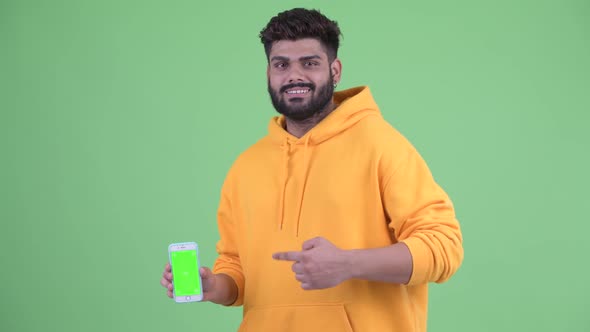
[[239, 303, 354, 332]]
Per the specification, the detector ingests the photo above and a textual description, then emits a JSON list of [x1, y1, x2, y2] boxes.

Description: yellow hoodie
[[213, 86, 463, 332]]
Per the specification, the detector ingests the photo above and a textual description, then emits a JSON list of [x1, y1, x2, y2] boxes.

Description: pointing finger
[[272, 251, 303, 261]]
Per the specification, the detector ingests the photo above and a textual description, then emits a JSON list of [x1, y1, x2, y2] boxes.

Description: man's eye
[[275, 62, 287, 69], [304, 61, 317, 66]]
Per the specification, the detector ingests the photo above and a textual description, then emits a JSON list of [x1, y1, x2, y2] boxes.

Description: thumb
[[302, 236, 325, 250], [200, 266, 213, 279]]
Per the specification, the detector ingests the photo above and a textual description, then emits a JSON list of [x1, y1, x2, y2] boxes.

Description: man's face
[[267, 38, 341, 121]]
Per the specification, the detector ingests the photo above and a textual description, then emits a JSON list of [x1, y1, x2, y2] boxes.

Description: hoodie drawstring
[[277, 137, 289, 231], [295, 134, 312, 236]]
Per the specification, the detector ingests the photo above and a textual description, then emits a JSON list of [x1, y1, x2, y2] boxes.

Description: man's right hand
[[160, 263, 238, 305]]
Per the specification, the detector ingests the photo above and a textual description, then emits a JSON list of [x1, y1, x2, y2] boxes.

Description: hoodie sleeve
[[212, 176, 245, 306], [382, 146, 464, 286]]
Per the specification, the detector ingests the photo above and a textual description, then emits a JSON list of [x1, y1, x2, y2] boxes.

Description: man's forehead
[[269, 38, 328, 59]]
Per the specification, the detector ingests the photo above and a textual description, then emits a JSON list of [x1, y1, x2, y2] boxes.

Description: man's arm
[[273, 238, 413, 289], [382, 145, 463, 286], [347, 242, 412, 284], [211, 175, 246, 306]]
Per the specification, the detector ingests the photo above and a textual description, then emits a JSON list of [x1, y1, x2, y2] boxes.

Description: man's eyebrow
[[270, 56, 290, 62], [299, 55, 322, 61], [270, 55, 323, 62]]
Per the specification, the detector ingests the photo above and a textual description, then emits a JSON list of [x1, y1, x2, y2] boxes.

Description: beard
[[268, 71, 334, 121]]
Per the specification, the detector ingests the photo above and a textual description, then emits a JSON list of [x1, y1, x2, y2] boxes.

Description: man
[[161, 8, 463, 331]]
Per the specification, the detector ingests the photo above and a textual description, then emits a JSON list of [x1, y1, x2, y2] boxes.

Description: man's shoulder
[[353, 114, 410, 147], [243, 134, 274, 155], [230, 135, 274, 167]]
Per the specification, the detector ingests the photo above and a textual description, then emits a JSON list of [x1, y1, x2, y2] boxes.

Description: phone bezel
[[168, 242, 204, 302]]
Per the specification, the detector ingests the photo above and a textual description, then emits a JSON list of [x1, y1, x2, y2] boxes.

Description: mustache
[[280, 82, 315, 93]]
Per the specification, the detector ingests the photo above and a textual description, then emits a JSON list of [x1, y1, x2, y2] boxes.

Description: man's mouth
[[285, 88, 311, 96]]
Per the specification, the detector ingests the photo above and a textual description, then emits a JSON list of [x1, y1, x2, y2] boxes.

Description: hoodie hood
[[267, 86, 381, 235], [268, 86, 380, 145]]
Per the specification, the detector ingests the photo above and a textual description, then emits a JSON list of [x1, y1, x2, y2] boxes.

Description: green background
[[1, 0, 589, 331]]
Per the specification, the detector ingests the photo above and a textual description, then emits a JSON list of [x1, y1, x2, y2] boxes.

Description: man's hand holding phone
[[160, 263, 238, 305]]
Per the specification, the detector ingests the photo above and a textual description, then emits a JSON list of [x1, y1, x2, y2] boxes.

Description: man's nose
[[287, 65, 305, 83]]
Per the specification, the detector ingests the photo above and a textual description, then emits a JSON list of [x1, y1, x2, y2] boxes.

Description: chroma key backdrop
[[1, 0, 589, 331]]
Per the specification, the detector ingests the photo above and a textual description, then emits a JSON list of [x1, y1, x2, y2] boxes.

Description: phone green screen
[[170, 249, 201, 296]]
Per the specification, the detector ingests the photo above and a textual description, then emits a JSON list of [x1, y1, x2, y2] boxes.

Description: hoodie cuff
[[401, 236, 433, 286]]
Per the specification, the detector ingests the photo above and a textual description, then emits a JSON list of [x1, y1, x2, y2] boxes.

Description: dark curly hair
[[259, 8, 342, 62]]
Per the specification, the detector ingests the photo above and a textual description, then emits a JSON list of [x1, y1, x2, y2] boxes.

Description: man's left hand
[[273, 237, 352, 290]]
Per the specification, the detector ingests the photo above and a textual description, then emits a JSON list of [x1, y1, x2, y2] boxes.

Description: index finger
[[272, 251, 303, 261], [165, 262, 171, 272]]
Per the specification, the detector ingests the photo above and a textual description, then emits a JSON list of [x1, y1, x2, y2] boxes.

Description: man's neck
[[285, 101, 337, 138]]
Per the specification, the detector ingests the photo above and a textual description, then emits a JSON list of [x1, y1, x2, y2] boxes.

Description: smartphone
[[168, 242, 203, 302]]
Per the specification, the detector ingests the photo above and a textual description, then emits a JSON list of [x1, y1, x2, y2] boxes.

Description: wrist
[[342, 249, 358, 280], [215, 273, 238, 306]]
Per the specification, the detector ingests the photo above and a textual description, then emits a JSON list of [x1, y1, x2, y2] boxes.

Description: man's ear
[[330, 58, 342, 85]]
